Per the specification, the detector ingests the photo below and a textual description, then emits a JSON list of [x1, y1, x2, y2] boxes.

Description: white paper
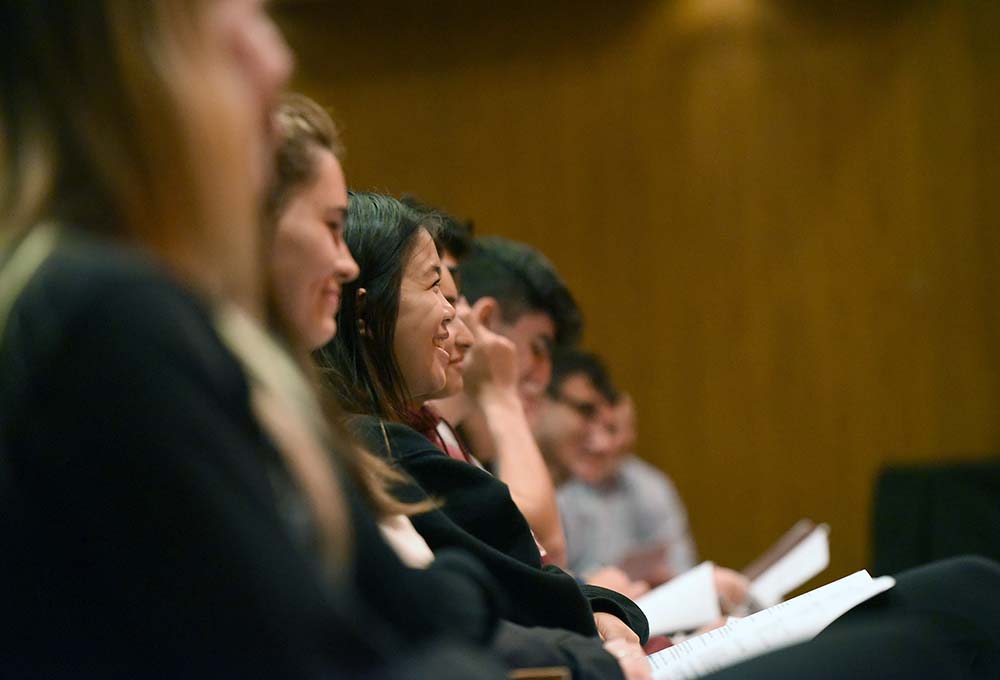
[[749, 524, 830, 608], [637, 561, 722, 636], [648, 570, 895, 679]]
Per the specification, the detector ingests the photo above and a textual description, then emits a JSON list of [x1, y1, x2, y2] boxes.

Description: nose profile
[[441, 296, 456, 325], [334, 243, 359, 283]]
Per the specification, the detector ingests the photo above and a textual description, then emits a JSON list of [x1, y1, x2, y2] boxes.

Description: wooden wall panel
[[274, 0, 1000, 584]]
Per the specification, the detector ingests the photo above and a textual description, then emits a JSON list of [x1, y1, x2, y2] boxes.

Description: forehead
[[504, 310, 556, 342], [441, 250, 459, 270], [403, 228, 440, 276], [440, 263, 459, 299], [306, 148, 347, 204], [558, 373, 605, 406]]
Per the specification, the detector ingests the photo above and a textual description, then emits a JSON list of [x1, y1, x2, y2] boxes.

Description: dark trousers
[[702, 556, 1000, 680]]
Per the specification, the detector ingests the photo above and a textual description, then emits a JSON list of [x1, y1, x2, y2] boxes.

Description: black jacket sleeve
[[580, 583, 650, 644], [492, 622, 626, 680], [352, 417, 650, 643], [344, 473, 504, 645]]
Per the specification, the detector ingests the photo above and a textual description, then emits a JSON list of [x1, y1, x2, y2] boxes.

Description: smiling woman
[[267, 94, 359, 352], [394, 228, 456, 400], [318, 192, 455, 423]]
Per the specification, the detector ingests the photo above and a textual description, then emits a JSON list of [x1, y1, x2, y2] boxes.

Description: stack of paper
[[636, 561, 721, 636], [636, 520, 832, 635], [647, 570, 895, 679]]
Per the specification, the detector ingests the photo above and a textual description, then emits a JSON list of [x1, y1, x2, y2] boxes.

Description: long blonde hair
[[0, 2, 350, 570]]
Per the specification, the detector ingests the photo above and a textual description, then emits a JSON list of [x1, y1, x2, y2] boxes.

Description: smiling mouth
[[432, 334, 451, 362]]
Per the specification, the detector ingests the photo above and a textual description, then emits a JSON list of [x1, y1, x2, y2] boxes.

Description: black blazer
[[352, 416, 649, 643]]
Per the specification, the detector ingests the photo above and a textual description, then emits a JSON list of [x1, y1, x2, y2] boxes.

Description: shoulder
[[7, 234, 217, 352], [620, 456, 684, 500], [1, 235, 241, 420], [348, 415, 446, 462], [621, 456, 669, 484], [557, 478, 600, 505]]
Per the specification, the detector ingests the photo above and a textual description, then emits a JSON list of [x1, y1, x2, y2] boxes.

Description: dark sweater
[[0, 235, 506, 679], [351, 416, 649, 643]]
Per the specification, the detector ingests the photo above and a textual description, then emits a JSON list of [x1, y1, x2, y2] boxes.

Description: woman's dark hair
[[400, 196, 475, 262], [317, 192, 439, 423]]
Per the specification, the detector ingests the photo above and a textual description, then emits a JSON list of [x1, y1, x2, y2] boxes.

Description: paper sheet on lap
[[647, 570, 895, 679], [638, 521, 832, 636]]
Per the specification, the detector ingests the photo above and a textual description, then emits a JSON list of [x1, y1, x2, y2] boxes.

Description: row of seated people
[[410, 205, 746, 614], [2, 3, 999, 678]]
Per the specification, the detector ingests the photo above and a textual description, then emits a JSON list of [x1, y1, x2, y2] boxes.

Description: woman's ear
[[473, 296, 500, 329]]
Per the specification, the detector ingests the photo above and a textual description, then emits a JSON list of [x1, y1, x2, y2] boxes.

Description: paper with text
[[749, 524, 830, 608], [637, 561, 722, 636], [648, 570, 895, 679]]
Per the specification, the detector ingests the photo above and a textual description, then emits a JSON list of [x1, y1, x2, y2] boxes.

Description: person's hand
[[587, 566, 651, 600], [713, 566, 750, 614], [594, 612, 640, 644], [603, 638, 652, 680], [459, 298, 518, 399]]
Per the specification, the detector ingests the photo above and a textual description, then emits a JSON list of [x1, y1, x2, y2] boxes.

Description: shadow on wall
[[275, 0, 950, 86], [275, 0, 659, 80]]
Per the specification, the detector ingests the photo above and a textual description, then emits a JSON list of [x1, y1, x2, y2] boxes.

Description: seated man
[[546, 351, 696, 582], [536, 349, 747, 611]]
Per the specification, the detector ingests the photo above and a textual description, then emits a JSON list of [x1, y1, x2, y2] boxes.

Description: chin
[[445, 371, 464, 393], [308, 323, 337, 351]]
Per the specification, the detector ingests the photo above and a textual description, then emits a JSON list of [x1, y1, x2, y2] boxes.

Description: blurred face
[[271, 149, 358, 350], [206, 0, 293, 192], [394, 229, 456, 402], [433, 265, 474, 398], [553, 373, 620, 485], [532, 396, 588, 484], [493, 311, 556, 414], [610, 396, 637, 456]]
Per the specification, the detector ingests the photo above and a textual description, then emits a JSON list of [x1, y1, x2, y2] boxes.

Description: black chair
[[872, 458, 1000, 574]]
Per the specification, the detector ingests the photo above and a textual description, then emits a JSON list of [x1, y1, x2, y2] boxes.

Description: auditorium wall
[[274, 0, 1000, 584]]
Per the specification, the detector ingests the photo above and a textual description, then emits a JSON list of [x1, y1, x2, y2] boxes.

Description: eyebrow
[[425, 264, 441, 279]]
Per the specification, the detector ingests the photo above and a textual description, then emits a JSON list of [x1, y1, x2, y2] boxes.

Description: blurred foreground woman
[[0, 2, 503, 677]]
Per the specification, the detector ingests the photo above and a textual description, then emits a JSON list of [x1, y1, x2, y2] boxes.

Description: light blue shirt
[[558, 455, 697, 579]]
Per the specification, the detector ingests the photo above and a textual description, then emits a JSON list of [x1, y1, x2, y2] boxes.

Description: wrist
[[476, 383, 521, 411]]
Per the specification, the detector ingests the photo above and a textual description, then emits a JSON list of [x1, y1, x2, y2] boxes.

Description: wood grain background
[[274, 0, 1000, 586]]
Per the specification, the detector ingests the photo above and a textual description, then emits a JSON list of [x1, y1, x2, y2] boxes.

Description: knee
[[927, 555, 1000, 586], [891, 554, 1000, 613]]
